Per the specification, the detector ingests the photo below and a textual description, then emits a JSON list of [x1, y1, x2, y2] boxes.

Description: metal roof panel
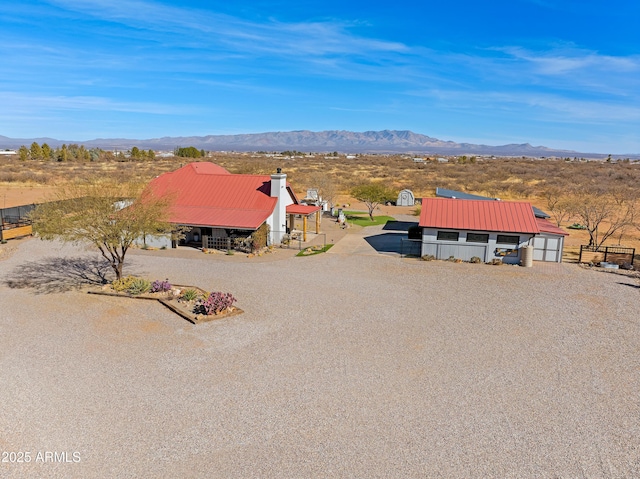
[[419, 197, 539, 234]]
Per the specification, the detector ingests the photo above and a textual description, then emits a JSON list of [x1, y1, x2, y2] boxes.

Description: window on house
[[466, 233, 489, 243], [437, 231, 459, 241], [496, 234, 519, 245]]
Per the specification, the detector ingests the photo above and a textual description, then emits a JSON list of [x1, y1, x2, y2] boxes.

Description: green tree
[[31, 180, 174, 280], [351, 182, 397, 221], [18, 145, 29, 161], [130, 146, 142, 160], [41, 143, 52, 160], [57, 144, 68, 162], [174, 146, 202, 158], [30, 142, 43, 160]]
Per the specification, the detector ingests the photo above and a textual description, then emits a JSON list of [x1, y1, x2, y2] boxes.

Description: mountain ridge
[[0, 130, 625, 158]]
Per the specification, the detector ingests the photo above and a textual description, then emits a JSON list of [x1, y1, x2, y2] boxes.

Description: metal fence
[[1, 204, 37, 241], [279, 232, 327, 251], [578, 245, 635, 265], [1, 204, 36, 228], [400, 238, 422, 258]]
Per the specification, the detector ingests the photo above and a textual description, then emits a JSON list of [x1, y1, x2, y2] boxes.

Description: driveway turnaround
[[1, 238, 639, 478]]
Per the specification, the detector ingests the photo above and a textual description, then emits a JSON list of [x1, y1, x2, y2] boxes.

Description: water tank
[[521, 245, 533, 267]]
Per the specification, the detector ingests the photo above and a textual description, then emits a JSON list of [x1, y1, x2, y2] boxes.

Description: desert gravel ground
[[1, 230, 639, 478]]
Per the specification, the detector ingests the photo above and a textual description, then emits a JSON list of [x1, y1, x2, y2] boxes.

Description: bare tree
[[543, 188, 572, 227], [569, 189, 635, 249], [308, 171, 337, 210]]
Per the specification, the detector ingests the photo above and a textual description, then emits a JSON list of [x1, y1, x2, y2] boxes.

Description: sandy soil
[[1, 231, 639, 478], [0, 184, 58, 208]]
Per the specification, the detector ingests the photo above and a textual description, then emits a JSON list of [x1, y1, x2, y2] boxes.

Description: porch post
[[303, 215, 308, 242], [315, 211, 320, 233]]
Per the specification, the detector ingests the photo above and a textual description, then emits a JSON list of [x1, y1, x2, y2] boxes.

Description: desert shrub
[[469, 256, 482, 263], [421, 254, 435, 261], [112, 275, 137, 292], [251, 222, 270, 251], [151, 278, 172, 293], [194, 292, 237, 315], [489, 258, 503, 265], [181, 289, 199, 301], [412, 205, 422, 217], [127, 278, 151, 295]]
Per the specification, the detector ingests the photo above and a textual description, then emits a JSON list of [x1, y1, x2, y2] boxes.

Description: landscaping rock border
[[87, 284, 243, 324]]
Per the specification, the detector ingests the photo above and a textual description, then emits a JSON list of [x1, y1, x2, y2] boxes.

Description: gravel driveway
[[1, 237, 639, 478]]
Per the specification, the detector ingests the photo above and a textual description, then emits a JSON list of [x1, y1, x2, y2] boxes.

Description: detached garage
[[418, 197, 566, 264]]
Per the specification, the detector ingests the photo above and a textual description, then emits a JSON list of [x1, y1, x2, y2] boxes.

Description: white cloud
[[0, 92, 200, 115], [45, 0, 407, 59], [406, 87, 640, 124], [497, 46, 640, 75]]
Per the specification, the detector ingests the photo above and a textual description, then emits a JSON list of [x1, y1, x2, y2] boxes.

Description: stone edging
[[87, 285, 243, 324]]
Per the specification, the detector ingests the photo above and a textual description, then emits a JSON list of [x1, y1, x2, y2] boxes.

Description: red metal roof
[[536, 218, 569, 236], [419, 198, 539, 234], [149, 163, 281, 230], [188, 162, 231, 175], [286, 204, 321, 215]]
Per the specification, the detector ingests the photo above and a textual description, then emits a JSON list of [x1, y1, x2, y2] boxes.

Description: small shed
[[397, 189, 415, 207], [419, 198, 540, 264]]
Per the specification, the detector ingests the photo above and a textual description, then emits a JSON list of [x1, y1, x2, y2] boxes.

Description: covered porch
[[286, 204, 322, 242]]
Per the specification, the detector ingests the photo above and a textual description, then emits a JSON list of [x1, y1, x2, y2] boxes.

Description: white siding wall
[[266, 176, 296, 244], [135, 234, 172, 249], [421, 228, 534, 263]]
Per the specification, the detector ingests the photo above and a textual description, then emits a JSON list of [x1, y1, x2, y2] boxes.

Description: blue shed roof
[[435, 187, 550, 219]]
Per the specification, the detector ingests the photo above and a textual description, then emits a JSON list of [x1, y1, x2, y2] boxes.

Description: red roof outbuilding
[[418, 197, 540, 234]]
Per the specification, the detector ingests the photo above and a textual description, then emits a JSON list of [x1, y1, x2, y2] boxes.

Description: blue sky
[[1, 0, 639, 153]]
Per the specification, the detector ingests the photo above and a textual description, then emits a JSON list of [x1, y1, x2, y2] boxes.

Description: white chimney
[[269, 168, 287, 244]]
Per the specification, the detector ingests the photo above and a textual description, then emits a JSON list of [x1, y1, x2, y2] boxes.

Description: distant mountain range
[[0, 130, 624, 158]]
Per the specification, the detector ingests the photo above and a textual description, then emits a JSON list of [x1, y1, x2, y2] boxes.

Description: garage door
[[532, 234, 562, 262]]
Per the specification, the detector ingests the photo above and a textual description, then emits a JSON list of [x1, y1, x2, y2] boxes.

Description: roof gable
[[419, 197, 539, 234]]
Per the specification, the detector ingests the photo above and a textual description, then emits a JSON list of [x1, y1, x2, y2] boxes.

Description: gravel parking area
[[1, 236, 639, 478]]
